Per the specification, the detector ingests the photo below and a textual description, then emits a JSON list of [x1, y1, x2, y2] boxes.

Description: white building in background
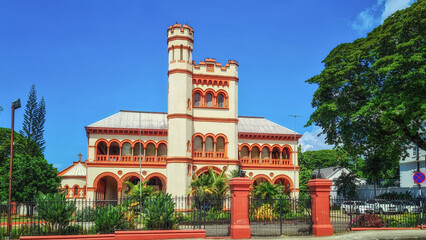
[[58, 24, 302, 201], [399, 145, 426, 188]]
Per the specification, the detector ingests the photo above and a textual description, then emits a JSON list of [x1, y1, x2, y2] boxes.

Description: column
[[229, 177, 251, 239], [308, 179, 333, 236]]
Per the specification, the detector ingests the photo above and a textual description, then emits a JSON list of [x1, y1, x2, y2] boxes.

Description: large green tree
[[21, 85, 46, 157], [306, 1, 425, 181], [0, 154, 61, 203], [298, 148, 364, 193], [0, 128, 26, 163]]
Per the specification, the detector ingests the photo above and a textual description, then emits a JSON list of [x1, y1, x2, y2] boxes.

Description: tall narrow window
[[194, 92, 201, 107], [252, 147, 260, 159], [109, 142, 120, 155], [205, 137, 214, 152], [218, 94, 224, 108], [158, 143, 167, 156], [172, 46, 175, 61], [134, 142, 144, 156], [74, 186, 79, 197], [180, 45, 183, 60], [122, 143, 132, 156], [216, 137, 225, 152], [272, 147, 280, 159], [146, 143, 156, 156], [240, 146, 249, 159], [261, 147, 270, 159], [97, 141, 107, 155], [206, 93, 212, 107]]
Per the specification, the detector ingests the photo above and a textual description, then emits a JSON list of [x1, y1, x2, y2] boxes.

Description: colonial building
[[59, 24, 302, 201]]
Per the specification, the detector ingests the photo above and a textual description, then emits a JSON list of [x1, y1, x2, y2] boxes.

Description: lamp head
[[12, 99, 21, 109]]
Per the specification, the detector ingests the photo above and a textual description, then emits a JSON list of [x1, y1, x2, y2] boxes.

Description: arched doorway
[[252, 175, 270, 186], [145, 173, 167, 192], [272, 175, 294, 195], [121, 173, 143, 195], [94, 173, 120, 204]]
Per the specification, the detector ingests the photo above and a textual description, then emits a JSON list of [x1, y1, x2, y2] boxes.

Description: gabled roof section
[[238, 116, 299, 135], [59, 161, 87, 177], [87, 110, 168, 130]]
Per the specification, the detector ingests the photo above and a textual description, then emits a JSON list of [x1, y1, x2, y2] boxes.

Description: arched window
[[282, 147, 290, 159], [205, 137, 214, 152], [261, 147, 270, 159], [134, 142, 144, 156], [110, 142, 120, 155], [97, 141, 107, 155], [180, 45, 183, 60], [74, 186, 79, 197], [218, 94, 224, 108], [146, 143, 156, 156], [272, 147, 280, 159], [251, 147, 260, 159], [194, 136, 202, 151], [206, 93, 213, 107], [158, 143, 167, 156], [122, 142, 132, 156], [216, 137, 225, 153], [194, 92, 201, 107], [240, 146, 249, 159]]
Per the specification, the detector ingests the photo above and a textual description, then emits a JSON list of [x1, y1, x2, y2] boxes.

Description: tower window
[[180, 45, 183, 61], [207, 64, 214, 72], [206, 93, 212, 107], [194, 93, 201, 107], [218, 94, 224, 108]]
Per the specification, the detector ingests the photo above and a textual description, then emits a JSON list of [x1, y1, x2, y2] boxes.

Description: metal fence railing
[[249, 196, 312, 236], [0, 195, 231, 239], [329, 197, 426, 232]]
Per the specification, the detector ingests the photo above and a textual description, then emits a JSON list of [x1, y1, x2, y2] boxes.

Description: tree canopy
[[0, 154, 61, 203], [306, 0, 425, 180]]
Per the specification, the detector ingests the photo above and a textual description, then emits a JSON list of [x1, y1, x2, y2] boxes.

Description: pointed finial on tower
[[78, 153, 82, 162]]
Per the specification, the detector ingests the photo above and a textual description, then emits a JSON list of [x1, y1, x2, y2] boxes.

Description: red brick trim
[[85, 127, 167, 136]]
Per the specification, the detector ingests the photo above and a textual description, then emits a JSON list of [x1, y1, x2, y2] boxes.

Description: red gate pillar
[[229, 177, 251, 239], [308, 179, 333, 236]]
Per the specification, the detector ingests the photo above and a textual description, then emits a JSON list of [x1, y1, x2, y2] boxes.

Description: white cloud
[[351, 0, 415, 34], [299, 126, 333, 152]]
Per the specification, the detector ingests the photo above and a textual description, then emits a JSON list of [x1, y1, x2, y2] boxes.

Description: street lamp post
[[289, 115, 302, 211], [7, 99, 21, 237]]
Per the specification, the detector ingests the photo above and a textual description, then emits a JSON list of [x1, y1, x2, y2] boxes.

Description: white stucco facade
[[59, 24, 302, 201]]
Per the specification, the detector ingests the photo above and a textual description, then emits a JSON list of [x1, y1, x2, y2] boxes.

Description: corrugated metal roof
[[63, 162, 86, 176], [87, 111, 168, 129], [87, 111, 298, 135], [238, 117, 298, 135]]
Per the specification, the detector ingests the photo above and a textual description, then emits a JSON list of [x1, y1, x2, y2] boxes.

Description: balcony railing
[[193, 151, 226, 159], [240, 157, 293, 167], [96, 155, 166, 164]]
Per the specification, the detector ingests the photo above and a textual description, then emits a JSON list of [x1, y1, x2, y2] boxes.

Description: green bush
[[143, 192, 179, 230], [35, 192, 76, 234], [385, 213, 419, 227], [93, 204, 129, 233], [62, 225, 83, 235], [76, 206, 95, 221]]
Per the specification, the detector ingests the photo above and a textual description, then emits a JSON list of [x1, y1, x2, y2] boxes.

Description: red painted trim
[[167, 36, 194, 43], [115, 230, 205, 239], [167, 157, 193, 163], [86, 162, 166, 168], [239, 132, 302, 141], [168, 69, 193, 76], [20, 234, 115, 240], [86, 127, 167, 136], [352, 227, 421, 231], [240, 165, 299, 170]]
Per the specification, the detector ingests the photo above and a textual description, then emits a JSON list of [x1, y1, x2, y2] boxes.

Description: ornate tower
[[166, 24, 194, 196]]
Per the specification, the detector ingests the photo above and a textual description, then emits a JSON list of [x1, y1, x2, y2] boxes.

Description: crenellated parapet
[[193, 58, 238, 78]]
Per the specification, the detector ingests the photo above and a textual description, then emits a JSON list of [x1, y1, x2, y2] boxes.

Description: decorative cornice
[[167, 114, 238, 123], [192, 74, 238, 82], [167, 157, 193, 163], [167, 35, 194, 43], [168, 69, 193, 76], [85, 127, 167, 136], [86, 162, 166, 168], [238, 132, 302, 141], [241, 165, 300, 171]]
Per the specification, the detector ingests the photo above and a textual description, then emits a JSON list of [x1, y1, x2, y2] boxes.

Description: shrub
[[62, 225, 83, 235], [93, 204, 129, 233], [35, 192, 76, 234], [251, 204, 277, 221], [143, 192, 179, 230], [385, 213, 419, 227], [353, 214, 385, 228], [76, 206, 95, 222]]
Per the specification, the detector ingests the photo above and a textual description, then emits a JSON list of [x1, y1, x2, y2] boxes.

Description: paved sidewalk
[[261, 230, 426, 239]]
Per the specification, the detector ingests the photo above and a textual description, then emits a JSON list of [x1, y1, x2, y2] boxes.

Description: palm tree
[[334, 170, 360, 199], [123, 180, 154, 203], [251, 181, 285, 199]]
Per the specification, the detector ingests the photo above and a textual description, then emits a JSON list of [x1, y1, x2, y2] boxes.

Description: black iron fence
[[329, 197, 426, 232], [249, 196, 312, 236], [0, 195, 231, 239]]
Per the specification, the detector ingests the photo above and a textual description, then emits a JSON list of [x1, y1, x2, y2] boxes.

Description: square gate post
[[229, 177, 251, 239], [308, 179, 333, 236]]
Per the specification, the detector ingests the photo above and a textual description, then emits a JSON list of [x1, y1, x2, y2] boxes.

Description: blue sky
[[0, 0, 415, 170]]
